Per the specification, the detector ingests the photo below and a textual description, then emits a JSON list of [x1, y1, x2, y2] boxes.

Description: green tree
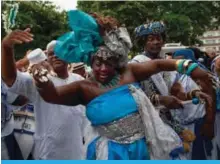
[[1, 1, 69, 60], [77, 1, 220, 47]]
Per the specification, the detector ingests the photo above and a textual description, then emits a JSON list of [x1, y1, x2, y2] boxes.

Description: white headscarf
[[46, 40, 57, 51]]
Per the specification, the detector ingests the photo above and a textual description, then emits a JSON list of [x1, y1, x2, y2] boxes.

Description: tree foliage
[[1, 1, 68, 60], [77, 1, 220, 47], [1, 1, 220, 59]]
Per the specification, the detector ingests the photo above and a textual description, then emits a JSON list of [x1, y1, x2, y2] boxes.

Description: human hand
[[30, 63, 50, 88], [2, 28, 33, 48], [194, 91, 213, 105], [159, 95, 183, 109]]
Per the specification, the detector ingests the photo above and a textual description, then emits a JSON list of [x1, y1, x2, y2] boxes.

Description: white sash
[[129, 85, 183, 159], [132, 54, 169, 96]]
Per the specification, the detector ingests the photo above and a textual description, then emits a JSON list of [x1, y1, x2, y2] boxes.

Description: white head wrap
[[46, 40, 57, 51]]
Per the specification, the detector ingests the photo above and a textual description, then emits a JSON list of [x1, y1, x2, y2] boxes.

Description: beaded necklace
[[91, 73, 121, 89]]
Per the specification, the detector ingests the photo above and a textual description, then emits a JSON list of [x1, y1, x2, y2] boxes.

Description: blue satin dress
[[86, 83, 150, 160]]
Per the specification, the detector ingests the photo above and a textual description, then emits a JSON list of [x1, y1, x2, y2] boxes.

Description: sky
[[47, 0, 77, 11]]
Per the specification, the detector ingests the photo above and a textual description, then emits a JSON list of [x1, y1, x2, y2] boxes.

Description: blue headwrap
[[135, 21, 166, 38], [173, 49, 197, 62], [54, 10, 103, 65], [173, 49, 208, 71], [54, 10, 132, 67]]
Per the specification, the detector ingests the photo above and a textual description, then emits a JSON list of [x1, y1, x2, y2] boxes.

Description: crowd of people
[[1, 9, 220, 160]]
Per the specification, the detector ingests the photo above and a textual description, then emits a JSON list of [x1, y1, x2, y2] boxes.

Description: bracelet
[[190, 89, 200, 99], [150, 94, 156, 104], [175, 59, 182, 70], [186, 63, 199, 76], [150, 94, 160, 106], [176, 60, 185, 74], [186, 89, 200, 99], [183, 60, 193, 74], [186, 91, 192, 99]]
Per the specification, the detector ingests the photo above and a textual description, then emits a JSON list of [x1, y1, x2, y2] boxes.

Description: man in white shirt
[[1, 81, 29, 159], [2, 29, 88, 159], [1, 81, 20, 159]]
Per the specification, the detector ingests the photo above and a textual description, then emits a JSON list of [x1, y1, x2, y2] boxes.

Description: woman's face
[[92, 57, 117, 84]]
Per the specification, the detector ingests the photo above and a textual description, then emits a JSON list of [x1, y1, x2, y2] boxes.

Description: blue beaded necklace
[[91, 73, 121, 89]]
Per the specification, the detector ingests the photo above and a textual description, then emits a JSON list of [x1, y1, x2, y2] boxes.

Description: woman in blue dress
[[2, 10, 216, 160]]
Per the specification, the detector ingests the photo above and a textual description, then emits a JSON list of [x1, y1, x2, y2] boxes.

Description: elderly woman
[[2, 10, 215, 160]]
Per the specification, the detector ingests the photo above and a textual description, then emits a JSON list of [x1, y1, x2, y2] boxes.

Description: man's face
[[46, 47, 67, 72], [145, 34, 164, 57]]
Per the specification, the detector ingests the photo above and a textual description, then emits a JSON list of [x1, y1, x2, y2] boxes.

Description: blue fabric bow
[[54, 10, 103, 64]]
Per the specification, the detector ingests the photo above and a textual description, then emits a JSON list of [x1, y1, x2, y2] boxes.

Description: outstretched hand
[[195, 91, 213, 106], [2, 28, 33, 48], [195, 91, 215, 139], [159, 95, 184, 110], [30, 63, 50, 89]]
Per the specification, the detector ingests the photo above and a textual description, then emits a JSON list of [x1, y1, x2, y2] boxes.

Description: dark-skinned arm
[[2, 42, 17, 86], [1, 28, 33, 87], [129, 59, 177, 82], [129, 59, 216, 138], [36, 79, 84, 106]]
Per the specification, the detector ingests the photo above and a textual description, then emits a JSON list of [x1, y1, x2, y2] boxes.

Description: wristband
[[186, 63, 199, 76]]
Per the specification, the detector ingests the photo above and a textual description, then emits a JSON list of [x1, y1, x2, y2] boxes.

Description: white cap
[[46, 40, 57, 51], [27, 48, 47, 65]]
